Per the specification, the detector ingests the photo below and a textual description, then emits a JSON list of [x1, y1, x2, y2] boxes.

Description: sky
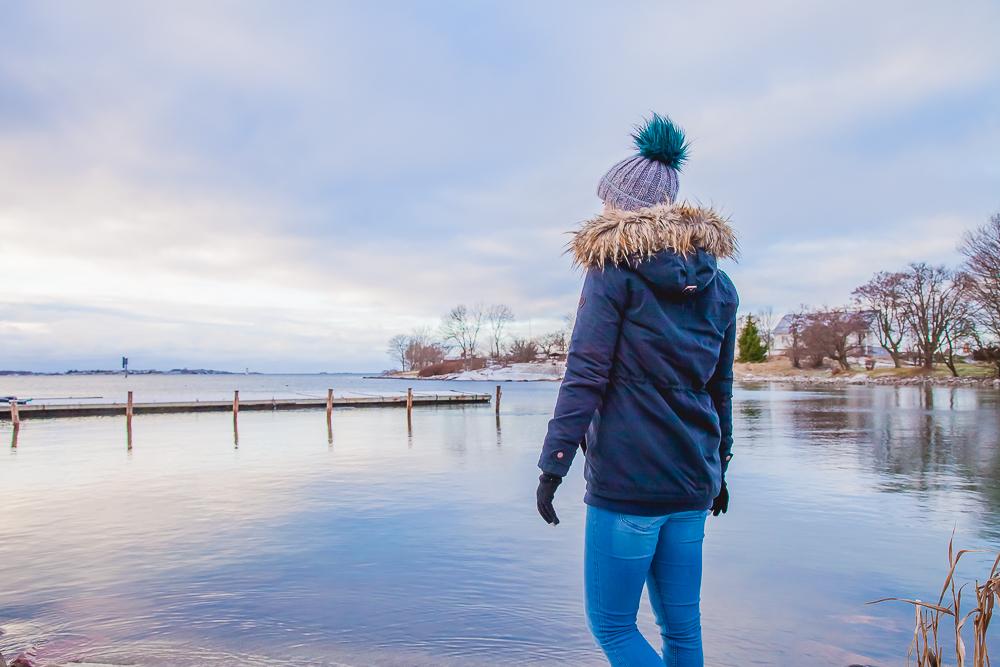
[[1, 1, 998, 372]]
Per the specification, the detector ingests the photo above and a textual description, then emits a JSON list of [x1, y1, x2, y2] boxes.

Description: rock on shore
[[735, 363, 1000, 388]]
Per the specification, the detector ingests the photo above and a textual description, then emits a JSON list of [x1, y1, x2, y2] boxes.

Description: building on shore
[[770, 310, 890, 358]]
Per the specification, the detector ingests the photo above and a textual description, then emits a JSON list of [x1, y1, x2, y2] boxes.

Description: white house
[[771, 311, 889, 358]]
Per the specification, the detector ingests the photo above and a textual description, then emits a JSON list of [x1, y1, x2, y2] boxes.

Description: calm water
[[2, 375, 999, 666]]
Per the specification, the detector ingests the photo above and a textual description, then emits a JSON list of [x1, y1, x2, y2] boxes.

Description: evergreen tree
[[737, 315, 768, 363]]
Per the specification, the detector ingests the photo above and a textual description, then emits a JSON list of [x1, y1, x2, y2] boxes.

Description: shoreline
[[367, 378, 562, 383], [735, 372, 1000, 388], [375, 360, 1000, 388], [374, 361, 566, 383], [733, 359, 1000, 388]]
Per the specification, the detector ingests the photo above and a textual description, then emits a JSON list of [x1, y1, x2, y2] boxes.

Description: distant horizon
[[1, 367, 379, 376]]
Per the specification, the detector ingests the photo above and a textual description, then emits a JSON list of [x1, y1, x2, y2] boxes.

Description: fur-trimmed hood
[[569, 202, 737, 296], [569, 202, 737, 269]]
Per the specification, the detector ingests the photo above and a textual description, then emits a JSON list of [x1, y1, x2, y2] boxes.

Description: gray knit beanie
[[598, 113, 689, 211]]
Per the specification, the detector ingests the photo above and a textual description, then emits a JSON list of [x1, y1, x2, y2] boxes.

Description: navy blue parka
[[539, 202, 739, 516]]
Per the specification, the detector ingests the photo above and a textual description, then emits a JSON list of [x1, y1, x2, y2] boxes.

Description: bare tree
[[853, 271, 908, 368], [387, 334, 410, 371], [407, 341, 446, 369], [970, 332, 1000, 378], [800, 308, 869, 370], [409, 326, 434, 348], [485, 304, 515, 359], [785, 307, 810, 369], [898, 263, 968, 370], [405, 327, 446, 370], [536, 331, 567, 357], [508, 337, 539, 363], [941, 277, 976, 377], [441, 304, 484, 365], [960, 212, 1000, 377], [756, 306, 776, 355]]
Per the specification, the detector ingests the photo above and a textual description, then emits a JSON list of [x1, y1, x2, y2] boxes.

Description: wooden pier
[[0, 392, 490, 420]]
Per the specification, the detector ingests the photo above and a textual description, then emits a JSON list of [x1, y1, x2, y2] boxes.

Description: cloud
[[736, 213, 975, 310], [0, 1, 998, 370]]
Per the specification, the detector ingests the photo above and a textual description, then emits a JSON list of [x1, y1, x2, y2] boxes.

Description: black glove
[[536, 472, 563, 525], [711, 481, 729, 517]]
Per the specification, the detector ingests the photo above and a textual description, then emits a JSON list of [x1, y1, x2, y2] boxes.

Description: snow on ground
[[429, 361, 565, 381]]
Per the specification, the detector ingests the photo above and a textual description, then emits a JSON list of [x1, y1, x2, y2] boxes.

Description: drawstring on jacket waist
[[610, 369, 707, 393]]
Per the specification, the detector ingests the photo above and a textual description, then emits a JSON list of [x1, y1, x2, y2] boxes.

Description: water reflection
[[773, 386, 1000, 495], [1, 378, 998, 666]]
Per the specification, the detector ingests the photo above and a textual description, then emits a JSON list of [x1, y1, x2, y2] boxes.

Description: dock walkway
[[1, 392, 490, 420]]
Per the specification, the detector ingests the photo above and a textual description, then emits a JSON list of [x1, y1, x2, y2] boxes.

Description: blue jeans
[[585, 505, 708, 667]]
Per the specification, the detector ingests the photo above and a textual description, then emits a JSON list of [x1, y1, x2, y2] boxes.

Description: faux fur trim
[[569, 202, 737, 269]]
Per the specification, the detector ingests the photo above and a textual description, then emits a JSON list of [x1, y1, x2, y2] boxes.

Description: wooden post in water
[[9, 400, 19, 449], [326, 388, 334, 445], [232, 390, 240, 447], [495, 385, 502, 416], [406, 388, 413, 430], [126, 391, 134, 450]]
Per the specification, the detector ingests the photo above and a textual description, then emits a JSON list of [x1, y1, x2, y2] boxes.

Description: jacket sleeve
[[707, 317, 736, 476], [538, 267, 626, 477]]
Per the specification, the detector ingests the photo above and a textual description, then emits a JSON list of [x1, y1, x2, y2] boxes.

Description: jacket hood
[[569, 202, 737, 296]]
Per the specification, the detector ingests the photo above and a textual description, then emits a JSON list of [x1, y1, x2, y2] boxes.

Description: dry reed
[[870, 534, 1000, 666]]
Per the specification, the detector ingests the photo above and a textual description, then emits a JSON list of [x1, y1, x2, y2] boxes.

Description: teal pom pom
[[632, 113, 689, 170]]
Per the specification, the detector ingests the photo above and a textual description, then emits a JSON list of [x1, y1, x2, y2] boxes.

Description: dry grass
[[871, 535, 1000, 666], [734, 357, 826, 377], [735, 357, 996, 380], [417, 357, 487, 377], [866, 364, 995, 380]]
